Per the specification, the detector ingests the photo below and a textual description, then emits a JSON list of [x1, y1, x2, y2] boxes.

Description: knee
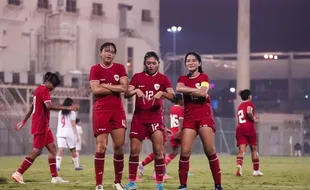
[[250, 145, 257, 152], [153, 147, 164, 158], [181, 147, 192, 157], [130, 146, 140, 157], [204, 145, 216, 156], [173, 148, 179, 156], [32, 148, 43, 157], [96, 141, 107, 153], [114, 145, 124, 155]]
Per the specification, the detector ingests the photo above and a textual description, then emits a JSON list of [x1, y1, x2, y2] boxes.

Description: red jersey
[[169, 105, 184, 135], [177, 73, 214, 121], [237, 101, 256, 134], [129, 72, 172, 123], [31, 84, 51, 134], [89, 63, 127, 111]]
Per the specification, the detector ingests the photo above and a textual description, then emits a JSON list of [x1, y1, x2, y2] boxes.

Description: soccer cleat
[[96, 185, 104, 190], [178, 184, 187, 190], [113, 182, 124, 190], [138, 162, 144, 176], [57, 167, 60, 171], [188, 172, 194, 176], [156, 183, 165, 190], [236, 165, 242, 176], [215, 184, 223, 190], [11, 172, 25, 184], [75, 166, 83, 171], [163, 174, 172, 180], [51, 177, 69, 183], [124, 182, 137, 190], [253, 170, 263, 176]]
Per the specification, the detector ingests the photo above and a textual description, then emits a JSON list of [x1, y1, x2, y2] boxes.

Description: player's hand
[[166, 128, 173, 136], [136, 89, 146, 104], [14, 120, 26, 131], [151, 91, 163, 105], [254, 115, 259, 123], [69, 105, 79, 111]]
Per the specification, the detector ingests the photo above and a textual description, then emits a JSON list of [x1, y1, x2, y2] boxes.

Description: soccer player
[[89, 42, 128, 190], [138, 93, 184, 179], [236, 89, 263, 177], [124, 51, 175, 190], [176, 52, 222, 190], [75, 118, 83, 158], [11, 72, 78, 184], [55, 97, 82, 171]]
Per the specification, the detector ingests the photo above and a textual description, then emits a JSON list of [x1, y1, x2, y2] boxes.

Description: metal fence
[[0, 114, 308, 156]]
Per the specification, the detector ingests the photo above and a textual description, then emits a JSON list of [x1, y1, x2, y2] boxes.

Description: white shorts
[[76, 142, 82, 151], [57, 137, 76, 149]]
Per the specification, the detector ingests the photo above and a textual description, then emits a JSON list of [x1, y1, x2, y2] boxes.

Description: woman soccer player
[[124, 51, 175, 190], [176, 52, 223, 190], [55, 97, 83, 171]]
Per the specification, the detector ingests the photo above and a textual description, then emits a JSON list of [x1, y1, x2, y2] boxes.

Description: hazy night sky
[[160, 0, 310, 55]]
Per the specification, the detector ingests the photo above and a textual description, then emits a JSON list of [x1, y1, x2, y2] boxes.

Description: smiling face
[[100, 45, 116, 65], [185, 54, 201, 73]]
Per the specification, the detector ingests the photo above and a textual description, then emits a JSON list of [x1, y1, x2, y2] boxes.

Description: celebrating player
[[55, 98, 82, 171], [89, 42, 128, 190], [75, 118, 83, 158], [236, 89, 263, 176], [124, 51, 175, 190], [176, 52, 222, 190], [11, 72, 78, 184]]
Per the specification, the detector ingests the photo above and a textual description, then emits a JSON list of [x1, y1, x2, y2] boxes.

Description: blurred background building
[[0, 0, 309, 157]]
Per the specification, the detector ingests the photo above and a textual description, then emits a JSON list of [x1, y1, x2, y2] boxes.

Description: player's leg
[[138, 152, 154, 177], [67, 136, 82, 171], [236, 144, 246, 176], [166, 139, 180, 165], [248, 134, 263, 176], [125, 119, 145, 190], [150, 128, 165, 189], [12, 132, 45, 184], [178, 128, 196, 190], [56, 137, 67, 171], [198, 125, 222, 190], [111, 128, 126, 189]]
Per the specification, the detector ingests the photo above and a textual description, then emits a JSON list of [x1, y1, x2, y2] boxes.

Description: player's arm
[[189, 81, 209, 97], [14, 104, 34, 131], [174, 117, 183, 138], [246, 106, 258, 122], [162, 88, 175, 102], [101, 77, 128, 93], [124, 85, 139, 98], [176, 82, 207, 97], [89, 81, 112, 95], [71, 120, 79, 142], [44, 101, 79, 111]]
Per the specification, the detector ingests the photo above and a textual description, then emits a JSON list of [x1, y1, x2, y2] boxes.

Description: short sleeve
[[118, 64, 128, 78], [163, 75, 172, 90], [177, 76, 185, 84], [42, 87, 51, 104], [129, 73, 139, 88], [201, 74, 210, 83], [89, 65, 100, 82], [71, 111, 77, 121]]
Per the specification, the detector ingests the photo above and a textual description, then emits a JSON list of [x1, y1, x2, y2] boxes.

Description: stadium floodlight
[[230, 87, 236, 93], [167, 26, 182, 33]]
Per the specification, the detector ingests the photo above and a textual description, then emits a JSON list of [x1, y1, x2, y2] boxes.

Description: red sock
[[17, 157, 34, 174], [178, 156, 190, 185], [128, 155, 139, 182], [252, 158, 259, 170], [155, 158, 165, 183], [207, 153, 221, 186], [142, 152, 154, 166], [95, 152, 105, 186], [113, 153, 124, 184], [237, 156, 243, 166], [48, 158, 58, 177], [165, 153, 176, 165]]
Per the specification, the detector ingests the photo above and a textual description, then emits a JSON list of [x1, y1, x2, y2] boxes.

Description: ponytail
[[198, 66, 203, 73]]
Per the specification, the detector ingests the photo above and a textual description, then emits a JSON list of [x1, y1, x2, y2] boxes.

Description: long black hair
[[61, 97, 73, 116], [44, 72, 61, 87], [185, 52, 203, 77]]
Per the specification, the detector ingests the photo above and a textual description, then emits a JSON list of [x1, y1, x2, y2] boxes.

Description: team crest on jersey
[[154, 84, 160, 90], [114, 74, 120, 81], [195, 83, 201, 88]]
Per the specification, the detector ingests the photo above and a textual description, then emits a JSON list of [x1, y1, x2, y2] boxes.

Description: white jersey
[[56, 111, 77, 138]]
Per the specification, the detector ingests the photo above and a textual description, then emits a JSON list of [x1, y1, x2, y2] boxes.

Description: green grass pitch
[[0, 155, 309, 190]]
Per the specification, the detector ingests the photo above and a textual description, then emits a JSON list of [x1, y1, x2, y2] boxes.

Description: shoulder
[[199, 73, 209, 80], [114, 63, 125, 68], [178, 75, 187, 81], [90, 64, 100, 70]]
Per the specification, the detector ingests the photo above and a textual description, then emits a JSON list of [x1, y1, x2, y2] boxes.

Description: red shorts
[[236, 132, 257, 146], [130, 118, 165, 141], [169, 137, 181, 148], [33, 128, 54, 149], [93, 110, 126, 136], [182, 118, 216, 133]]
